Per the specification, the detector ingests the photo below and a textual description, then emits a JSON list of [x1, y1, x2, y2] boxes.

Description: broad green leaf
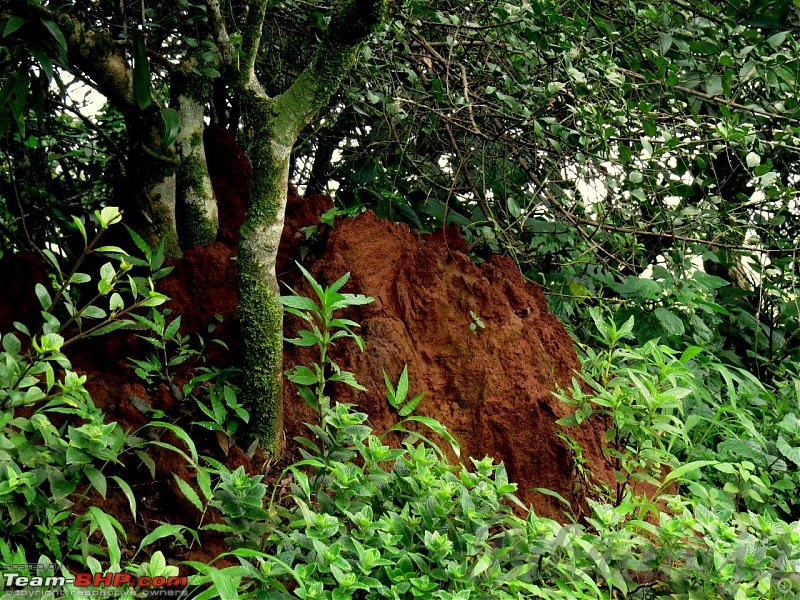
[[35, 283, 52, 310], [745, 152, 760, 168], [3, 16, 27, 37], [654, 307, 684, 336], [767, 31, 787, 47], [84, 466, 107, 498], [777, 436, 800, 467], [160, 107, 180, 146], [133, 33, 153, 110], [2, 332, 21, 355]]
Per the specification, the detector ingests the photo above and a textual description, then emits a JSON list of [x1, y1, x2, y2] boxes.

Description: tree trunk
[[227, 0, 389, 455], [237, 92, 291, 455], [174, 72, 219, 248], [124, 110, 182, 258]]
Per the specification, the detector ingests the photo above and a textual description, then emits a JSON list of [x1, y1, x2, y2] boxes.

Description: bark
[[174, 72, 218, 247], [224, 0, 389, 455], [124, 110, 182, 258]]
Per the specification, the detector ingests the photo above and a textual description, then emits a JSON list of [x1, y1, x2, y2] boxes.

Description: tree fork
[[228, 0, 389, 455]]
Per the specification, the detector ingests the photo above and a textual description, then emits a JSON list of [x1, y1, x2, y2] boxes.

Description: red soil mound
[[281, 209, 609, 519]]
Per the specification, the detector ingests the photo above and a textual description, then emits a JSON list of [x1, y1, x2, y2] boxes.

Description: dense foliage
[[1, 0, 800, 598]]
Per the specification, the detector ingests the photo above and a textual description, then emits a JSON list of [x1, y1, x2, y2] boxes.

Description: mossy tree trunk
[[208, 0, 388, 455], [125, 109, 182, 258], [174, 71, 219, 247]]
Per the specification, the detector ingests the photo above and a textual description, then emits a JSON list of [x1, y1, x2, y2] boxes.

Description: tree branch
[[272, 0, 388, 143], [240, 0, 269, 91], [11, 0, 136, 112], [617, 67, 799, 124], [205, 0, 237, 69]]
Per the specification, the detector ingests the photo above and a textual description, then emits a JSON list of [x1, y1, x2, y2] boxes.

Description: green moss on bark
[[151, 198, 182, 258], [180, 199, 217, 247], [237, 248, 284, 456], [235, 0, 389, 455]]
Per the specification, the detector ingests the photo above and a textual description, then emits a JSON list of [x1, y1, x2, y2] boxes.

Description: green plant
[[469, 310, 485, 333], [184, 370, 249, 446], [0, 208, 173, 567], [673, 360, 800, 519], [127, 308, 198, 387], [279, 262, 374, 417], [556, 309, 714, 508], [209, 465, 268, 546], [383, 364, 424, 417]]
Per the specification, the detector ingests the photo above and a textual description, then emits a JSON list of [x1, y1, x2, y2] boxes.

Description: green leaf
[[679, 346, 703, 364], [287, 365, 319, 386], [196, 468, 212, 500], [402, 416, 461, 458], [88, 320, 135, 337], [126, 225, 152, 259], [139, 524, 189, 550], [3, 16, 27, 37], [661, 460, 717, 488], [147, 421, 199, 466], [745, 152, 760, 168], [110, 476, 137, 519], [399, 391, 425, 417], [84, 466, 107, 498], [654, 307, 685, 336], [160, 107, 180, 146], [72, 215, 88, 245], [3, 332, 21, 355], [95, 245, 127, 255], [87, 507, 123, 566], [767, 31, 787, 47], [472, 553, 493, 577], [209, 568, 241, 600], [133, 32, 153, 110], [35, 283, 52, 310], [777, 436, 800, 467], [173, 475, 203, 512], [295, 262, 326, 306], [40, 19, 68, 65], [328, 271, 351, 294], [81, 305, 107, 320], [164, 316, 181, 340], [278, 295, 320, 312]]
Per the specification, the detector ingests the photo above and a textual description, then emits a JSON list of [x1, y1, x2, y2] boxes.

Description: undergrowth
[[0, 212, 798, 599]]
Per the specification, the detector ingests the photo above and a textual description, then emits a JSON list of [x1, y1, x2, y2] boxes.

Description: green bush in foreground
[[185, 270, 800, 599], [1, 214, 799, 599]]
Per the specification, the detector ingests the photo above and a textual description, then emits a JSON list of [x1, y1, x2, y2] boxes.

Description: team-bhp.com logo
[[2, 563, 187, 597]]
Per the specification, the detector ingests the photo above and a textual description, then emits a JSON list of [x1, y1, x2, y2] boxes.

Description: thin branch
[[241, 0, 269, 91], [617, 67, 798, 124], [205, 0, 236, 68], [11, 0, 136, 111], [273, 0, 388, 141]]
